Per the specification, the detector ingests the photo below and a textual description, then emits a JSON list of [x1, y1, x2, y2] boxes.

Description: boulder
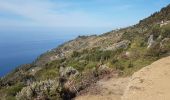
[[147, 35, 155, 49], [104, 40, 131, 51], [115, 40, 131, 49]]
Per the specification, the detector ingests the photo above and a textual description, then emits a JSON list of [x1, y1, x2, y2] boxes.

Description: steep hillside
[[0, 4, 170, 100]]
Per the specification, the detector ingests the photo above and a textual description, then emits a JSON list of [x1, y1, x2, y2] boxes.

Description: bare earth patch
[[75, 56, 170, 100], [75, 74, 129, 100], [122, 56, 170, 100]]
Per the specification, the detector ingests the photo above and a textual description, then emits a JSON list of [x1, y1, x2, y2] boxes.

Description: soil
[[75, 56, 170, 100]]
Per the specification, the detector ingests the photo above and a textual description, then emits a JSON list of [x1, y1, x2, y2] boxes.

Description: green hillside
[[0, 4, 170, 100]]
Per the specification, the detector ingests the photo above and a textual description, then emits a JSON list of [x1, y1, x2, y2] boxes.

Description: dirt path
[[75, 77, 130, 100], [75, 56, 170, 100], [122, 56, 170, 100]]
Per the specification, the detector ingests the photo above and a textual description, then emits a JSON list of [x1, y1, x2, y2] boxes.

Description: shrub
[[115, 62, 125, 71], [161, 23, 170, 38], [16, 80, 61, 100], [160, 39, 170, 54], [72, 51, 80, 57], [35, 62, 59, 80], [151, 24, 161, 38], [128, 61, 134, 68], [6, 83, 24, 96], [111, 58, 118, 64], [67, 60, 87, 72], [146, 42, 161, 57], [86, 62, 98, 69]]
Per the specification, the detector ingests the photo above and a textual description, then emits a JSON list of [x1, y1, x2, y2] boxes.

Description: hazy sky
[[0, 0, 170, 35]]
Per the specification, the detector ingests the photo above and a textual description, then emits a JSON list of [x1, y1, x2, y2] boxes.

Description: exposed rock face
[[122, 56, 170, 100], [104, 40, 131, 51], [115, 40, 131, 49], [147, 35, 155, 49]]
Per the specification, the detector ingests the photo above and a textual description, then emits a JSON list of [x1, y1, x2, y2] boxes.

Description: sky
[[0, 0, 170, 36]]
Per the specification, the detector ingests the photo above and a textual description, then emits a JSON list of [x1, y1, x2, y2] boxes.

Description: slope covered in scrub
[[0, 4, 170, 100]]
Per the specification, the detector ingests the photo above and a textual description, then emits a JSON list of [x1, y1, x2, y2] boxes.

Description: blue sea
[[0, 31, 74, 77]]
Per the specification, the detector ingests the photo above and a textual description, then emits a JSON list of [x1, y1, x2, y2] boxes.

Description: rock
[[160, 20, 170, 27], [104, 40, 131, 51], [59, 66, 65, 77], [115, 40, 131, 49], [147, 35, 155, 49], [122, 51, 131, 59], [160, 38, 170, 46], [157, 35, 162, 40]]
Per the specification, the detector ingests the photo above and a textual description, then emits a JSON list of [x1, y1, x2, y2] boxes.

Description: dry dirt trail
[[122, 56, 170, 100], [75, 56, 170, 100], [75, 77, 130, 100]]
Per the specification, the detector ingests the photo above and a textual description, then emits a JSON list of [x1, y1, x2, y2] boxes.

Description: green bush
[[5, 83, 24, 96], [67, 60, 87, 72], [161, 24, 170, 38], [6, 96, 16, 100], [114, 61, 125, 71], [151, 24, 161, 38], [128, 61, 134, 68], [72, 51, 80, 57], [35, 61, 60, 80], [86, 62, 98, 69]]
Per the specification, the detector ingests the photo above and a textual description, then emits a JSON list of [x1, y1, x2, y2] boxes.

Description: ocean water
[[0, 32, 73, 77]]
